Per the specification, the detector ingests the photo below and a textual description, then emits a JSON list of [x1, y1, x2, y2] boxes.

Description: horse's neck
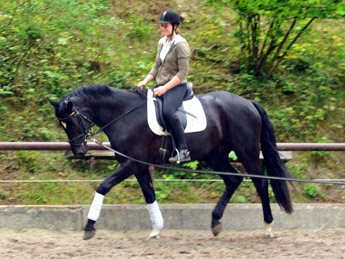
[[89, 91, 144, 128]]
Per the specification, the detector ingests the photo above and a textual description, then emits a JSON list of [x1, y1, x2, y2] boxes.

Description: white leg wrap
[[87, 192, 105, 221], [265, 221, 274, 238], [147, 200, 164, 229]]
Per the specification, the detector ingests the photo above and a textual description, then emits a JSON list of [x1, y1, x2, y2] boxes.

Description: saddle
[[147, 83, 207, 136]]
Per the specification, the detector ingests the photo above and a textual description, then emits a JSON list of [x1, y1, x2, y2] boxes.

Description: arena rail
[[0, 142, 345, 184], [0, 142, 345, 151]]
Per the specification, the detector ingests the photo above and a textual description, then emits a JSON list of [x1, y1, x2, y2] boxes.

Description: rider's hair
[[175, 27, 182, 36]]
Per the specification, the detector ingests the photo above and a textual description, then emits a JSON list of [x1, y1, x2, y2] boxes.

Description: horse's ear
[[48, 98, 60, 108]]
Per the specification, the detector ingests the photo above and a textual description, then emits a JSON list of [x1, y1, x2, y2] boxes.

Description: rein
[[92, 100, 149, 137], [88, 137, 345, 185]]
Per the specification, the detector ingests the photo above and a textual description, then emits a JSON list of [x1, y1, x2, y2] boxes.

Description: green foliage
[[288, 163, 308, 179], [125, 14, 153, 40], [206, 0, 345, 79], [229, 151, 238, 161], [0, 0, 115, 96], [304, 184, 321, 198], [234, 195, 247, 203], [16, 151, 39, 173], [108, 71, 132, 88], [0, 188, 9, 200], [0, 0, 122, 141]]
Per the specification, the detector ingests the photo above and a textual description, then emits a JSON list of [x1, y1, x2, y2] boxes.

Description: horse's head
[[49, 98, 94, 157]]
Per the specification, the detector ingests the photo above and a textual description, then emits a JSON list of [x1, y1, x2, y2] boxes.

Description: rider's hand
[[137, 81, 146, 90], [153, 86, 167, 97]]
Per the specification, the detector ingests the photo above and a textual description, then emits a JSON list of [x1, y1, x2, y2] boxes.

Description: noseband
[[58, 108, 94, 145]]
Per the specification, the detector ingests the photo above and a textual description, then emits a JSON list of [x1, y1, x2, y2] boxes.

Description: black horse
[[49, 84, 292, 240]]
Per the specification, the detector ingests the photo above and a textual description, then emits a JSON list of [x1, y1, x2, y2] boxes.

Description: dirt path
[[1, 228, 345, 258]]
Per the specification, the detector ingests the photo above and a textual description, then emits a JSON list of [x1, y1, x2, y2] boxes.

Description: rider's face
[[160, 23, 173, 36]]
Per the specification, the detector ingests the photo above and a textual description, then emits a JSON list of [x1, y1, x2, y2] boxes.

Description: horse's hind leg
[[251, 176, 274, 237], [135, 168, 163, 239], [241, 157, 274, 237], [206, 154, 243, 236]]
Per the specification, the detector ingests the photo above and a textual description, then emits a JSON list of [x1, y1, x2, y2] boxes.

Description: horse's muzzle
[[71, 142, 89, 157]]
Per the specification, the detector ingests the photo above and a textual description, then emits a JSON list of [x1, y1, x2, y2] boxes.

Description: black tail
[[252, 101, 293, 214]]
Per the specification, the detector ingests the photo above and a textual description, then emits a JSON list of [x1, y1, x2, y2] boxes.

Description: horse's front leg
[[135, 167, 163, 239], [83, 160, 133, 240]]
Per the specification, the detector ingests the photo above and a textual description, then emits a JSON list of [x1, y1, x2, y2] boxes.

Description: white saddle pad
[[147, 89, 207, 136]]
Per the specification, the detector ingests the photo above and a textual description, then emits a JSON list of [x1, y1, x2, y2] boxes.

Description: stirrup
[[169, 149, 191, 164], [170, 149, 181, 164]]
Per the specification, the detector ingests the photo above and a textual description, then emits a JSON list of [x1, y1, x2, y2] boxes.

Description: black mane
[[66, 84, 116, 100], [65, 84, 146, 101]]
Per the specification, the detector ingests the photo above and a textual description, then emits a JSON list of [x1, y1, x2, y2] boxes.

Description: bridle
[[58, 98, 148, 146], [58, 108, 94, 146]]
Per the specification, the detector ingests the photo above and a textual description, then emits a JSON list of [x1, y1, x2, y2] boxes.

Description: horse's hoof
[[212, 223, 223, 237], [148, 229, 160, 239], [83, 230, 96, 240], [266, 232, 274, 238]]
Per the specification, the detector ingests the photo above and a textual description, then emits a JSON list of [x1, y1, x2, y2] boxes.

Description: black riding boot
[[167, 119, 191, 164]]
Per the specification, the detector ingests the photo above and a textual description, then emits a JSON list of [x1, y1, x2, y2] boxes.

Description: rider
[[138, 10, 191, 164]]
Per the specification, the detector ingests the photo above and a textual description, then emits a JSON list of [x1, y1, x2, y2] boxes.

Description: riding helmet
[[158, 10, 180, 25]]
